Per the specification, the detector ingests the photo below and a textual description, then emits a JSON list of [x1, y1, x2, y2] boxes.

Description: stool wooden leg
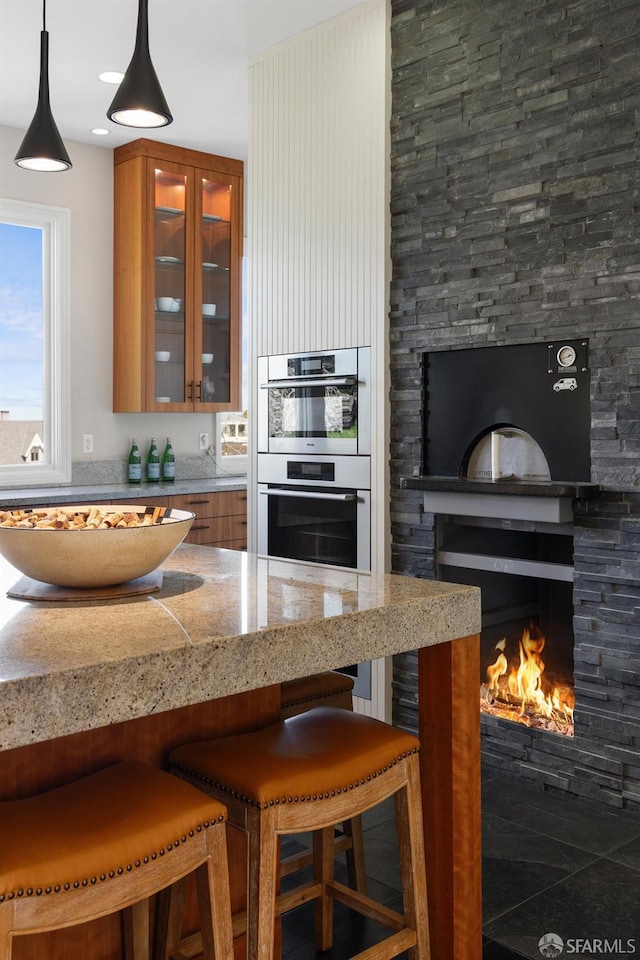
[[343, 814, 367, 894], [313, 826, 335, 951], [248, 806, 279, 960], [154, 877, 187, 960], [0, 907, 13, 960], [123, 899, 150, 960], [197, 827, 234, 960], [395, 758, 430, 960]]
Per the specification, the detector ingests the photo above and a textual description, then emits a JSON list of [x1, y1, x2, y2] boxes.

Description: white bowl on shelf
[[201, 353, 214, 365], [202, 303, 217, 317], [155, 297, 182, 313], [155, 396, 171, 403], [155, 351, 171, 362]]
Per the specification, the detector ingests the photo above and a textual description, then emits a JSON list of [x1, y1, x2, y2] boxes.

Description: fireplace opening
[[437, 513, 575, 736]]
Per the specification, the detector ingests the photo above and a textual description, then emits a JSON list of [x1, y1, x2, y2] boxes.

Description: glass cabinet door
[[199, 175, 232, 404], [153, 168, 187, 406]]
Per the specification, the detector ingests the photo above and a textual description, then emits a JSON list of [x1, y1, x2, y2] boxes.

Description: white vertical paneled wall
[[249, 0, 386, 356], [247, 0, 390, 718]]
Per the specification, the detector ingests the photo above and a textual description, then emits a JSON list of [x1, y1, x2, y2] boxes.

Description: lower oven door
[[257, 484, 371, 571]]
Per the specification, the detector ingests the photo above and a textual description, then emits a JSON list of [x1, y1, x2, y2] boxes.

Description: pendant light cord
[[42, 0, 46, 33]]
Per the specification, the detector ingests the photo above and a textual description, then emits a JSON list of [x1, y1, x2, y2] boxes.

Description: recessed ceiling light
[[99, 71, 124, 84], [91, 128, 110, 136]]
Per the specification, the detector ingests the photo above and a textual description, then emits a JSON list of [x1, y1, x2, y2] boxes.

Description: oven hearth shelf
[[402, 476, 599, 499]]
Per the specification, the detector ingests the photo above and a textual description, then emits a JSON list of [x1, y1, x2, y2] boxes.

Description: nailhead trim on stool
[[0, 761, 234, 960], [173, 747, 419, 808], [168, 707, 431, 960]]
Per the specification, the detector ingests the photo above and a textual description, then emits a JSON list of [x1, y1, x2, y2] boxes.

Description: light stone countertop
[[0, 475, 246, 509], [0, 545, 481, 752]]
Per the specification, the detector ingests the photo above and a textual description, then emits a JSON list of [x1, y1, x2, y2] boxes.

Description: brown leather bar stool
[[279, 670, 356, 719], [0, 761, 233, 960], [169, 707, 430, 960], [279, 671, 366, 892]]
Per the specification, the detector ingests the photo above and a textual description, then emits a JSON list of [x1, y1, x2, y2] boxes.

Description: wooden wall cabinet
[[113, 139, 243, 413]]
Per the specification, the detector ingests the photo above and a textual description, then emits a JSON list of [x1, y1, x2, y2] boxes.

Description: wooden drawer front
[[214, 537, 247, 552], [186, 514, 247, 545], [169, 490, 247, 520]]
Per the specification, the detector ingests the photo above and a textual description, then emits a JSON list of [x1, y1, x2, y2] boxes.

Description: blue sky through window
[[0, 221, 43, 420]]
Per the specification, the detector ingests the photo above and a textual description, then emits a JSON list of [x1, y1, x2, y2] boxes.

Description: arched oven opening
[[464, 426, 551, 483]]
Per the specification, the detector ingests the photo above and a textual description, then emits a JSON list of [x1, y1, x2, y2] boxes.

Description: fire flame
[[485, 628, 574, 726]]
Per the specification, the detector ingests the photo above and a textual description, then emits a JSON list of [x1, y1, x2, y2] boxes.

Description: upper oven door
[[258, 348, 370, 455]]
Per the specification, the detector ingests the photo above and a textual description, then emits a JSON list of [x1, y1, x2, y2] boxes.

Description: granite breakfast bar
[[0, 544, 482, 960]]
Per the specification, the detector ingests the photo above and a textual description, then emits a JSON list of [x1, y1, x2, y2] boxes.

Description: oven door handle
[[260, 376, 357, 389], [260, 489, 358, 502]]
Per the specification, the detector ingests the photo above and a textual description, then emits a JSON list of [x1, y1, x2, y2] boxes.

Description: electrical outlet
[[82, 434, 93, 454], [199, 433, 209, 450]]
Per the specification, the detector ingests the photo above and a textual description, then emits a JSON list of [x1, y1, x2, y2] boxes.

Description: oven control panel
[[258, 453, 370, 490]]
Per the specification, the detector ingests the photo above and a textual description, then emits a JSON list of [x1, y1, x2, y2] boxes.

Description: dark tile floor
[[280, 768, 640, 960]]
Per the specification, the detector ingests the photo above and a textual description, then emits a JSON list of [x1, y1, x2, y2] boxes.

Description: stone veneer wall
[[389, 0, 640, 808]]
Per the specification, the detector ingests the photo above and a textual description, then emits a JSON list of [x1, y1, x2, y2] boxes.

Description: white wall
[[0, 125, 217, 472]]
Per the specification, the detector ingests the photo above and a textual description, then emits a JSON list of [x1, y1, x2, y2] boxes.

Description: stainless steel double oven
[[257, 346, 372, 696]]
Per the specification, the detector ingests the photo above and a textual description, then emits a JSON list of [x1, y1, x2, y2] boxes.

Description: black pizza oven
[[424, 339, 591, 484], [402, 340, 600, 743]]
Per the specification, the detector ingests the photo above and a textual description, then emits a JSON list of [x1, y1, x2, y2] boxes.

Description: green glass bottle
[[127, 438, 141, 484], [161, 437, 175, 482], [146, 437, 160, 482]]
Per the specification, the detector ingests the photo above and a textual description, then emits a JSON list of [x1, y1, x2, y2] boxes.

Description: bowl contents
[[0, 504, 195, 588], [155, 351, 171, 362], [1, 506, 165, 530], [202, 303, 216, 317], [155, 297, 183, 312]]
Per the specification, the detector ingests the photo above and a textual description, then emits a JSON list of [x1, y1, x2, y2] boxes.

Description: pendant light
[[107, 0, 172, 128], [14, 0, 72, 172]]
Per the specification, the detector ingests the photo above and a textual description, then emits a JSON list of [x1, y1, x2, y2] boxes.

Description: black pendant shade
[[107, 0, 172, 128], [14, 3, 72, 172]]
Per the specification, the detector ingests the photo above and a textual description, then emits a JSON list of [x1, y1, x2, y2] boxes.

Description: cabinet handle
[[186, 499, 209, 505], [191, 524, 209, 531], [187, 380, 194, 401], [196, 380, 202, 400]]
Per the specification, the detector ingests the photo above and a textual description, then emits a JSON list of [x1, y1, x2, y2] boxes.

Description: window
[[0, 198, 70, 487]]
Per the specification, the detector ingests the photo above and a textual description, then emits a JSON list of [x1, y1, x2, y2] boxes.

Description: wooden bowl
[[0, 505, 195, 588]]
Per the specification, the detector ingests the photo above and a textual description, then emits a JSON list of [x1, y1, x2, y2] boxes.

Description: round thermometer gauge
[[557, 345, 576, 368]]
